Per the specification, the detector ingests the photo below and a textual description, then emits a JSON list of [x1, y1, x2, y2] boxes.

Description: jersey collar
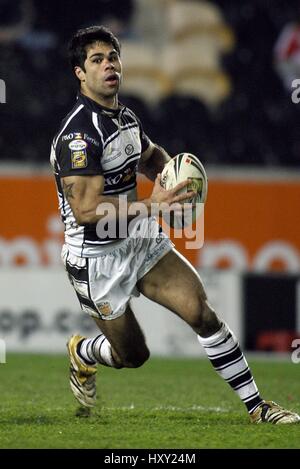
[[77, 92, 124, 117]]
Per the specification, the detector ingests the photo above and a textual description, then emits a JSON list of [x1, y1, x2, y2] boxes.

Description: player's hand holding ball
[[159, 153, 208, 228]]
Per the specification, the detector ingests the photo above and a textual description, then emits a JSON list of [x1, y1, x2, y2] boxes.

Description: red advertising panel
[[1, 175, 299, 272]]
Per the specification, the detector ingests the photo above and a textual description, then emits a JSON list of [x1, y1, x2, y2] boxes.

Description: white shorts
[[61, 217, 173, 320]]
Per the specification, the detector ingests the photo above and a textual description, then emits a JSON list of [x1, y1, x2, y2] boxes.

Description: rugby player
[[50, 26, 299, 424]]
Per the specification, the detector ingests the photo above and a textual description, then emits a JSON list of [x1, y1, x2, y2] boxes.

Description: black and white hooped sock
[[198, 322, 263, 414], [77, 334, 117, 368]]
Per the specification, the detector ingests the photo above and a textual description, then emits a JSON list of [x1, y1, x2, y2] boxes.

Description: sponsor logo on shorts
[[98, 301, 113, 316], [71, 149, 87, 169]]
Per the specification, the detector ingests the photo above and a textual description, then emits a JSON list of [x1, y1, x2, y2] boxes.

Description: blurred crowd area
[[1, 0, 300, 166]]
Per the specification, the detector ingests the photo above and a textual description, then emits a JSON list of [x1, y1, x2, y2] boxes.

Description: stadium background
[[1, 0, 300, 358]]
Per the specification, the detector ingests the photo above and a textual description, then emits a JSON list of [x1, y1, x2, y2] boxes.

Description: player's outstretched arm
[[61, 172, 195, 226]]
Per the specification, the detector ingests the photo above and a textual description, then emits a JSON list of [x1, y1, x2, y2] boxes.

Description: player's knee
[[122, 346, 150, 368], [140, 281, 159, 303], [186, 296, 220, 337]]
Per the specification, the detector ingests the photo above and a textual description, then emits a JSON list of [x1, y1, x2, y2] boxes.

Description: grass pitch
[[0, 354, 299, 449]]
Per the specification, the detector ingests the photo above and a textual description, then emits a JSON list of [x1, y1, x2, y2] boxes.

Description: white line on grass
[[103, 405, 229, 413]]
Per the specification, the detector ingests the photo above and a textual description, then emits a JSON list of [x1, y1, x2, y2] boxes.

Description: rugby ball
[[160, 153, 208, 228]]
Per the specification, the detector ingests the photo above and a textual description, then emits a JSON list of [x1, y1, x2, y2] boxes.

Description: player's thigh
[[93, 304, 149, 365], [137, 249, 208, 323]]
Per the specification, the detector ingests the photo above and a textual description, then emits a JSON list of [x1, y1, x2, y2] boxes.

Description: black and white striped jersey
[[50, 92, 151, 257]]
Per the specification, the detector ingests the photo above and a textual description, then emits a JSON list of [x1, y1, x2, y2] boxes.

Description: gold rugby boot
[[250, 400, 300, 424], [67, 335, 97, 408]]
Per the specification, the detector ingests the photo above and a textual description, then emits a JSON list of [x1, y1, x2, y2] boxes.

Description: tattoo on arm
[[62, 181, 75, 200]]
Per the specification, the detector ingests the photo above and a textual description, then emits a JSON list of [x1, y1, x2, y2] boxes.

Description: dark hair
[[68, 25, 121, 72]]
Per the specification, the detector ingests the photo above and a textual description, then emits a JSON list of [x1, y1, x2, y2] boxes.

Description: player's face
[[78, 41, 122, 106]]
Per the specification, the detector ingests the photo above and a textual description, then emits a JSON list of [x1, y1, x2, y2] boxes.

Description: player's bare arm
[[139, 141, 171, 181], [61, 174, 196, 225]]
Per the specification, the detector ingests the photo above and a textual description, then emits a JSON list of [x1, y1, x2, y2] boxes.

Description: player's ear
[[74, 66, 86, 83]]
